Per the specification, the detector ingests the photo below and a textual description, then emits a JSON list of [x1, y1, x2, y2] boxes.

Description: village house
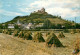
[[35, 23, 44, 28], [21, 23, 28, 29], [7, 19, 44, 29], [26, 23, 35, 29], [8, 24, 14, 29]]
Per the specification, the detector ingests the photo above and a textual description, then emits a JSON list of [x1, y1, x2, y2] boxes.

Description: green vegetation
[[43, 19, 52, 29], [0, 10, 80, 30]]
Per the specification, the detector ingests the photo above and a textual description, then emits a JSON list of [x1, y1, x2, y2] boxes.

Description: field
[[0, 32, 80, 55]]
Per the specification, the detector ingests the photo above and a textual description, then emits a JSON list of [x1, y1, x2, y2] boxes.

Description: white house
[[8, 24, 14, 29], [21, 23, 28, 29], [26, 23, 35, 29], [35, 23, 44, 28]]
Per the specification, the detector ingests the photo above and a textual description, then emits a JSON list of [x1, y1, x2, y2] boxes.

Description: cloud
[[0, 0, 80, 23], [19, 0, 80, 19], [46, 7, 80, 18], [30, 0, 80, 8]]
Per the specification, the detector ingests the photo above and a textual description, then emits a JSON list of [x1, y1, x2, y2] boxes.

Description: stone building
[[33, 8, 47, 14], [41, 8, 45, 13]]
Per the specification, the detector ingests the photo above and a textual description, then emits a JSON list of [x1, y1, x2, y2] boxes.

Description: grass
[[47, 18, 66, 24]]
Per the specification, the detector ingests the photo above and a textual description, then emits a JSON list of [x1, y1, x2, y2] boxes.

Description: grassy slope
[[4, 13, 74, 25], [47, 18, 66, 24]]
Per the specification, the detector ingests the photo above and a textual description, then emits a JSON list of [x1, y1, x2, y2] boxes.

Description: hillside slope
[[5, 12, 73, 25]]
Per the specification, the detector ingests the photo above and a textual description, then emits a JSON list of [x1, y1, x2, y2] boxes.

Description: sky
[[0, 0, 80, 23]]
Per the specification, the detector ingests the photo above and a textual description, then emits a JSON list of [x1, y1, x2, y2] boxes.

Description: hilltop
[[5, 8, 73, 25], [1, 8, 78, 29]]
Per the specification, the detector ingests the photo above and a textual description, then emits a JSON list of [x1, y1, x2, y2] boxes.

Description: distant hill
[[4, 8, 74, 25]]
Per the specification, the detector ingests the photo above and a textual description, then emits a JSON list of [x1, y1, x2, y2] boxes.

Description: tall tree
[[43, 19, 52, 29], [0, 24, 3, 29]]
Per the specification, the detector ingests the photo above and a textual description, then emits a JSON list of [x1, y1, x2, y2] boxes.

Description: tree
[[56, 24, 62, 29], [43, 19, 52, 29], [63, 23, 72, 29], [5, 24, 8, 29], [51, 24, 56, 29], [14, 25, 19, 29], [0, 24, 3, 29], [75, 23, 80, 29]]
